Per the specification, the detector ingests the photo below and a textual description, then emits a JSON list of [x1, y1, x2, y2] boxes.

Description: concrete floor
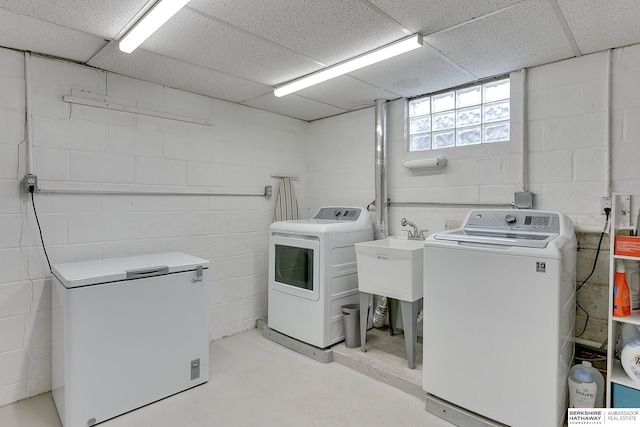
[[0, 328, 453, 427], [332, 327, 424, 399]]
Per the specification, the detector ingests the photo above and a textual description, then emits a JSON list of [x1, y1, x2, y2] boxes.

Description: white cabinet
[[606, 194, 640, 406]]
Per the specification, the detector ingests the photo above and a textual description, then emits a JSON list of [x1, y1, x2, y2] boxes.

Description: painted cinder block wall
[[2, 41, 640, 408], [306, 45, 640, 345], [0, 48, 308, 406]]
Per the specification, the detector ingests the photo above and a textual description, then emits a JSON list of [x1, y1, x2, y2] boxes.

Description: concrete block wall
[[308, 44, 640, 345], [4, 40, 640, 408], [0, 48, 308, 406], [575, 232, 610, 343], [306, 107, 375, 216]]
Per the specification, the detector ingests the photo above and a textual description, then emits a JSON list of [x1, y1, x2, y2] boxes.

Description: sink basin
[[355, 236, 424, 301]]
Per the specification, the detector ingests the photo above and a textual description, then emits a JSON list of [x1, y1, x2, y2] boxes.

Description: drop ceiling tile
[[88, 42, 273, 103], [557, 0, 640, 54], [367, 0, 520, 35], [139, 8, 322, 87], [424, 0, 576, 79], [293, 75, 398, 110], [351, 44, 477, 97], [0, 0, 150, 38], [242, 92, 347, 122], [3, 0, 640, 124], [189, 0, 407, 65], [0, 8, 106, 62]]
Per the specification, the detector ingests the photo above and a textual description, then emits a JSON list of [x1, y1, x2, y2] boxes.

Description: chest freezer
[[52, 252, 210, 427]]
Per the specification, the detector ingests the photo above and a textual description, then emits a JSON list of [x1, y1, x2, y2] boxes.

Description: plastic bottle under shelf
[[621, 338, 640, 383], [568, 367, 597, 408], [576, 361, 604, 408], [614, 261, 631, 317]]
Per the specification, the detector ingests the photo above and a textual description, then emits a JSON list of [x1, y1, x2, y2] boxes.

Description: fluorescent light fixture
[[274, 33, 423, 97], [119, 0, 191, 53]]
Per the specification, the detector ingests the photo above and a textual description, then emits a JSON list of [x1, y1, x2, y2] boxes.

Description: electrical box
[[514, 191, 533, 209], [21, 174, 38, 193]]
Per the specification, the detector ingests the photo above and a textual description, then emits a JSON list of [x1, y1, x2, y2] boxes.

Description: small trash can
[[341, 304, 361, 348]]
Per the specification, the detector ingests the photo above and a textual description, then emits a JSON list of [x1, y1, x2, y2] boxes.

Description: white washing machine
[[52, 252, 209, 427], [423, 210, 576, 427], [268, 206, 373, 348]]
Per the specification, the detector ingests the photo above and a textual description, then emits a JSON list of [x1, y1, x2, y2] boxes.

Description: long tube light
[[274, 33, 423, 97], [119, 0, 191, 53]]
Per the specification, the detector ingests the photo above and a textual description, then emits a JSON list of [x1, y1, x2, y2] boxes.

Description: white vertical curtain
[[273, 178, 299, 222]]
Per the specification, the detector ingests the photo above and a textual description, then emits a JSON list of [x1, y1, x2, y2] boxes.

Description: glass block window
[[408, 78, 510, 151]]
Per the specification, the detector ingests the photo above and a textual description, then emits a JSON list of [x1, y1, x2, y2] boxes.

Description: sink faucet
[[401, 218, 427, 240]]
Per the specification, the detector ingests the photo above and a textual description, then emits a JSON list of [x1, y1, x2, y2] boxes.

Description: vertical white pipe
[[605, 49, 612, 196], [24, 52, 33, 174], [374, 99, 388, 239], [520, 68, 528, 193]]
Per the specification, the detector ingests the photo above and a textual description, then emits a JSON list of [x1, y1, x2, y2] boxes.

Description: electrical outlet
[[21, 174, 38, 193], [601, 196, 612, 215]]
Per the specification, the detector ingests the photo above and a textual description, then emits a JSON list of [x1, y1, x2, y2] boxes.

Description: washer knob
[[333, 209, 342, 217], [505, 214, 517, 224]]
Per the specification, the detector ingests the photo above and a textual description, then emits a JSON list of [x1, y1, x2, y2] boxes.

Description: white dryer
[[423, 209, 576, 427], [268, 207, 373, 348]]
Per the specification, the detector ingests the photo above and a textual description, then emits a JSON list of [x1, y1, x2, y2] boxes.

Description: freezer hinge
[[192, 265, 204, 283]]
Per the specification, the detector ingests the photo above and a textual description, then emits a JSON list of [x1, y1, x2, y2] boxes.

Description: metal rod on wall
[[389, 201, 513, 207], [270, 174, 299, 179], [24, 52, 33, 174], [62, 95, 212, 126], [37, 186, 272, 198]]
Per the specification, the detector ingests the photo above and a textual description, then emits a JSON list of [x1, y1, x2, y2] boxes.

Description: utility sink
[[355, 236, 424, 302]]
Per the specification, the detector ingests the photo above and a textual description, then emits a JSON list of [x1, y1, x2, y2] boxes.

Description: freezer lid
[[52, 252, 209, 288]]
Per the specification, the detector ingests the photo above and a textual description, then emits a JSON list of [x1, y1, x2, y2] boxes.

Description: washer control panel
[[313, 207, 362, 221], [463, 210, 560, 232]]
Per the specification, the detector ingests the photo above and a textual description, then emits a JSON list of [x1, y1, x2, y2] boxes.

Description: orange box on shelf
[[615, 236, 640, 257]]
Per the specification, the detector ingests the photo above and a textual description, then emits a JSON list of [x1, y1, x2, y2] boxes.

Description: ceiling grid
[[0, 0, 639, 121]]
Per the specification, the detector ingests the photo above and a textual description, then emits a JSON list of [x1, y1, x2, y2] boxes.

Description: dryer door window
[[274, 244, 314, 291], [269, 235, 320, 301]]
